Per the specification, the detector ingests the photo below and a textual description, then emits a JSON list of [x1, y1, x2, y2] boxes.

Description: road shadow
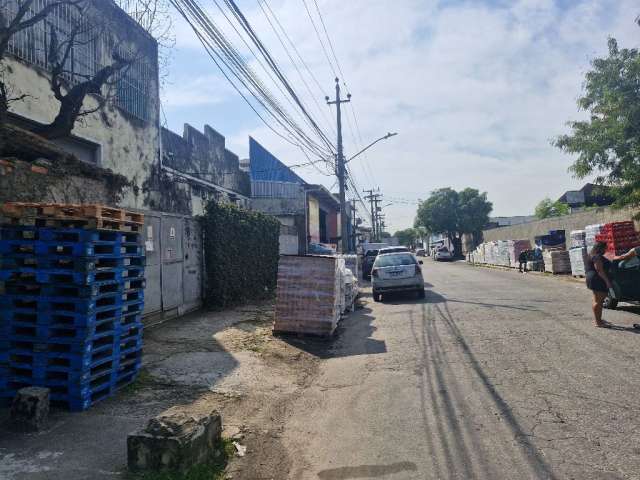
[[382, 289, 445, 305], [614, 305, 640, 316], [317, 461, 418, 479], [410, 296, 558, 479], [277, 305, 387, 359]]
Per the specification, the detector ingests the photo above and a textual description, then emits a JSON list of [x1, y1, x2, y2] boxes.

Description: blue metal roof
[[249, 137, 306, 184]]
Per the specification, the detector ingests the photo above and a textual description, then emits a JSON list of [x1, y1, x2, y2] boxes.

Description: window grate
[[2, 0, 153, 122]]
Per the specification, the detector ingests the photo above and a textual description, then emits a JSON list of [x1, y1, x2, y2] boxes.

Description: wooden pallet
[[1, 202, 144, 228]]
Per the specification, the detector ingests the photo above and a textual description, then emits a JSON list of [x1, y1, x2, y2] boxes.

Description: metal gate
[[142, 212, 202, 325]]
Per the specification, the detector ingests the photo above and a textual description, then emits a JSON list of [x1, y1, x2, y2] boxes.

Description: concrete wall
[[0, 155, 127, 206], [279, 234, 299, 255], [161, 125, 250, 208], [251, 196, 305, 216], [4, 2, 160, 210], [482, 206, 640, 244]]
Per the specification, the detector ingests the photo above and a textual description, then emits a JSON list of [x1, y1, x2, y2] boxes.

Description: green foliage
[[534, 198, 570, 219], [201, 201, 280, 308], [415, 188, 492, 255], [394, 228, 418, 247], [415, 188, 492, 236], [126, 439, 235, 480], [553, 37, 640, 212]]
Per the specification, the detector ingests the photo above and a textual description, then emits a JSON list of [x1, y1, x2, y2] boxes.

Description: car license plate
[[390, 271, 401, 277]]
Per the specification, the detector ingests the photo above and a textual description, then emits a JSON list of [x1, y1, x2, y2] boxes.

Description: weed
[[126, 438, 235, 480], [120, 368, 157, 394]]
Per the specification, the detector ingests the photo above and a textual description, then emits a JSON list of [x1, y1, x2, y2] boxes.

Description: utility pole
[[326, 78, 350, 253], [373, 195, 383, 241], [351, 199, 358, 252], [363, 189, 379, 242]]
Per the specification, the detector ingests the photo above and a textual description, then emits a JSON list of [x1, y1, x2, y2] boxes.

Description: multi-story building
[[248, 137, 342, 254]]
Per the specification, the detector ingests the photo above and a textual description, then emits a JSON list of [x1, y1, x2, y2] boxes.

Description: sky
[[161, 0, 640, 233]]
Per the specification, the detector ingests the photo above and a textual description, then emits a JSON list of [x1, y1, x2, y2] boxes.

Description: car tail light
[[372, 269, 379, 278], [415, 265, 422, 275]]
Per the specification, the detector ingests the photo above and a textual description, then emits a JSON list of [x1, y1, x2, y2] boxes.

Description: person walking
[[585, 241, 614, 328], [518, 249, 529, 273]]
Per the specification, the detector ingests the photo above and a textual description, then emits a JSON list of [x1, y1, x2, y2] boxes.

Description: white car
[[371, 252, 425, 302], [378, 246, 410, 256], [434, 247, 453, 261]]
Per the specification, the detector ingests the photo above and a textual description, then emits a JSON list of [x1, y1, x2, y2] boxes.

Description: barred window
[[2, 0, 153, 122]]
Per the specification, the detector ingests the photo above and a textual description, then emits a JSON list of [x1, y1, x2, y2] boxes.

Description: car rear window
[[380, 247, 408, 254], [375, 254, 416, 267]]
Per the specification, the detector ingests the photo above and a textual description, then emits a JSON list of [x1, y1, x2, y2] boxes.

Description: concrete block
[[127, 406, 222, 473], [10, 387, 50, 432]]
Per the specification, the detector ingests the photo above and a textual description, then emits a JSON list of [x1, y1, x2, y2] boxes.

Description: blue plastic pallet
[[0, 239, 97, 257], [0, 266, 143, 285], [0, 291, 126, 313], [0, 307, 140, 330], [5, 333, 119, 356], [0, 254, 145, 272], [4, 317, 143, 342], [7, 349, 142, 386], [1, 362, 141, 411], [1, 278, 145, 298], [3, 320, 118, 344], [6, 342, 141, 372], [0, 290, 144, 314], [2, 312, 144, 343], [0, 226, 126, 243], [0, 301, 136, 327]]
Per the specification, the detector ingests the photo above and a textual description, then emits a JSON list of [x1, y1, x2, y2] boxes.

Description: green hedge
[[201, 201, 280, 307]]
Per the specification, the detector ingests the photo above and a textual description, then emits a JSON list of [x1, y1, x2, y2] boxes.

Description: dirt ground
[[0, 302, 320, 480]]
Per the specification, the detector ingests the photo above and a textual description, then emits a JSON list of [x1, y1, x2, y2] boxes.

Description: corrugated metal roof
[[249, 137, 306, 184]]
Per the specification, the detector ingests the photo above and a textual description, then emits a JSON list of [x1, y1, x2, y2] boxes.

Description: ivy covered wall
[[202, 201, 280, 307]]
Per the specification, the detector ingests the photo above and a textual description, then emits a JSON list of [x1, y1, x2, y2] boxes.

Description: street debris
[[233, 441, 247, 457]]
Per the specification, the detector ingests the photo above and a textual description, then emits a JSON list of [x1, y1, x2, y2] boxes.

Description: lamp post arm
[[346, 132, 397, 164]]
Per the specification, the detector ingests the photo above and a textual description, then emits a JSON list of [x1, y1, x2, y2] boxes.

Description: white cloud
[[163, 0, 640, 232]]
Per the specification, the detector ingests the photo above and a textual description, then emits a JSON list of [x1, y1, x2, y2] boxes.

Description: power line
[[255, 0, 336, 138], [260, 0, 332, 112], [301, 0, 337, 78], [223, 0, 336, 154], [170, 0, 334, 164], [312, 0, 345, 81]]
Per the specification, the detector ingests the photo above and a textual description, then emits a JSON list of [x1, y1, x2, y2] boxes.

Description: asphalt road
[[281, 260, 640, 480]]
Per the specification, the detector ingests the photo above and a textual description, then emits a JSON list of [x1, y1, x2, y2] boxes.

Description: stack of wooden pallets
[[0, 202, 145, 411], [0, 203, 144, 232]]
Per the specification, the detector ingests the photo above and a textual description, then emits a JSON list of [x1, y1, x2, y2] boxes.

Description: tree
[[415, 187, 492, 256], [394, 228, 417, 248], [534, 198, 570, 219], [553, 36, 640, 212], [0, 0, 171, 140]]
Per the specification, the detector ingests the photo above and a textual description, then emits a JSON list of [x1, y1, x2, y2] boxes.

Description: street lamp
[[346, 132, 398, 164]]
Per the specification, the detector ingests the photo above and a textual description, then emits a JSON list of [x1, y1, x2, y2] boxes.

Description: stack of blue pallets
[[0, 222, 145, 411]]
